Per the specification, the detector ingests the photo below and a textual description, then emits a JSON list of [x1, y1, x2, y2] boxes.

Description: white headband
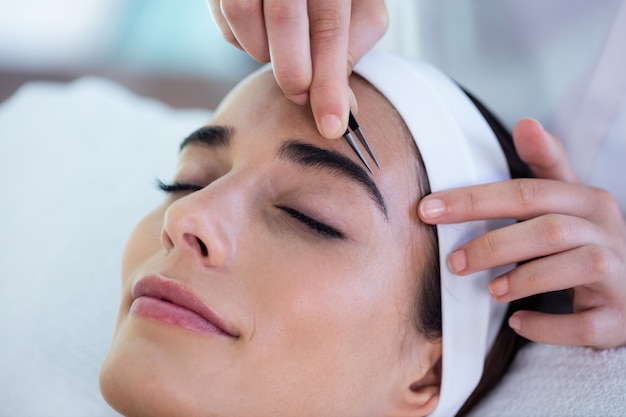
[[354, 49, 513, 416]]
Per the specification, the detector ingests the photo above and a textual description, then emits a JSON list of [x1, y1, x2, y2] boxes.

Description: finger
[[264, 0, 313, 104], [509, 308, 623, 348], [449, 214, 602, 275], [418, 178, 606, 224], [308, 0, 352, 139], [488, 244, 618, 302], [346, 0, 389, 73], [513, 118, 580, 183], [344, 0, 387, 116], [207, 0, 243, 50], [221, 0, 270, 62]]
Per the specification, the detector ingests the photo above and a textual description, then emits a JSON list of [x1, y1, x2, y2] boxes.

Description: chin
[[100, 345, 206, 417], [100, 318, 243, 417]]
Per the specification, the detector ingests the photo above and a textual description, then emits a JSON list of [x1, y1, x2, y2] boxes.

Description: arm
[[206, 0, 388, 138], [419, 118, 626, 349]]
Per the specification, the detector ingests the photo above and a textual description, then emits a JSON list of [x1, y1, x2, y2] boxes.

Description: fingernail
[[509, 314, 521, 331], [448, 250, 467, 274], [348, 88, 358, 114], [290, 93, 309, 105], [489, 277, 509, 298], [320, 114, 343, 138], [419, 198, 445, 219]]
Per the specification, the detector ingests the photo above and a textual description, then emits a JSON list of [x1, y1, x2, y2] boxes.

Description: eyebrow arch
[[277, 140, 388, 218], [179, 125, 233, 151]]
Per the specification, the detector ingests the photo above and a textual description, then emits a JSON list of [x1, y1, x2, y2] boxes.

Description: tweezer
[[342, 111, 380, 174]]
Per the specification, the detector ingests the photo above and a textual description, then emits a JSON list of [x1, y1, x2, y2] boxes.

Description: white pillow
[[0, 78, 210, 416]]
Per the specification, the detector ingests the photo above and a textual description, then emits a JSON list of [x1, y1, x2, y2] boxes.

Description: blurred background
[[0, 0, 261, 109]]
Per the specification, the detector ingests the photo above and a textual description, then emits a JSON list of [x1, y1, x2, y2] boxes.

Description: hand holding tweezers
[[342, 111, 380, 174]]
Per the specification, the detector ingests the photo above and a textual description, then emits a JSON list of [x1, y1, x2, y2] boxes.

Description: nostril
[[197, 237, 208, 257], [180, 233, 210, 258]]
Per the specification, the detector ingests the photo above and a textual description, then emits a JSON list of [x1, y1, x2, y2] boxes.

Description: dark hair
[[408, 86, 544, 417]]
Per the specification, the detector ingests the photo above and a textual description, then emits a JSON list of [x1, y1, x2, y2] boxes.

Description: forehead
[[212, 70, 416, 169], [206, 69, 423, 224]]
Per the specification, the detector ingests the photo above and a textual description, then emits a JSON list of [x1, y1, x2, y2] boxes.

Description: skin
[[100, 71, 442, 417], [207, 0, 626, 348]]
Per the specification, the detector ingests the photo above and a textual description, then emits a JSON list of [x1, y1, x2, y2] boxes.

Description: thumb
[[513, 118, 580, 184]]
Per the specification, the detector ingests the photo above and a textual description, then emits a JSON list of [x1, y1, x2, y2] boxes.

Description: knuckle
[[574, 313, 603, 346], [265, 0, 299, 25], [454, 187, 492, 218], [540, 214, 575, 247], [521, 268, 543, 293], [310, 7, 344, 41], [461, 188, 482, 214], [515, 178, 541, 210], [475, 232, 501, 266], [585, 245, 614, 280], [274, 67, 311, 93], [593, 187, 616, 207], [593, 187, 622, 220]]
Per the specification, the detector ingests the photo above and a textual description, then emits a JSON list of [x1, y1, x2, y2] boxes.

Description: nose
[[160, 184, 244, 268]]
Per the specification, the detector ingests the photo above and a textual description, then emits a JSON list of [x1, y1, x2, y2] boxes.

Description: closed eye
[[277, 206, 344, 240], [157, 179, 204, 193], [157, 181, 344, 239]]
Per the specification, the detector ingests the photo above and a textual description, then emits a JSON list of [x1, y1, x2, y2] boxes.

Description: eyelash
[[156, 179, 204, 193], [277, 206, 344, 240], [157, 180, 344, 240]]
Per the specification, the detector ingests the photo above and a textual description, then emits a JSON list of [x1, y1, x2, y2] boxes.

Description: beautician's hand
[[206, 0, 388, 138], [418, 118, 626, 349]]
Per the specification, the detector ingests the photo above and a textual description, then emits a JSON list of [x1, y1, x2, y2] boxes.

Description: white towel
[[468, 342, 626, 417]]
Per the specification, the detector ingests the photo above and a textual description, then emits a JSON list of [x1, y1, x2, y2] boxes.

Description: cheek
[[265, 245, 416, 398], [121, 206, 165, 280], [255, 239, 414, 352]]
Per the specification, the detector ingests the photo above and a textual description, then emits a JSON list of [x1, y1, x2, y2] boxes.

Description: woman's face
[[100, 71, 440, 417]]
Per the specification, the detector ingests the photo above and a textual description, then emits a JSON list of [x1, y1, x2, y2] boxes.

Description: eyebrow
[[278, 140, 388, 218], [179, 126, 387, 218], [179, 125, 232, 151]]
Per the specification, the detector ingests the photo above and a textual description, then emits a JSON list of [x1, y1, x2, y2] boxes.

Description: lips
[[130, 275, 239, 338]]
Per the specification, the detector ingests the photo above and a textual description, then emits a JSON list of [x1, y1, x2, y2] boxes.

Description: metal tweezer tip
[[348, 112, 380, 169], [343, 130, 373, 174]]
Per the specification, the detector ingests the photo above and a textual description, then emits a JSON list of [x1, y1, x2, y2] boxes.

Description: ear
[[388, 338, 442, 417]]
